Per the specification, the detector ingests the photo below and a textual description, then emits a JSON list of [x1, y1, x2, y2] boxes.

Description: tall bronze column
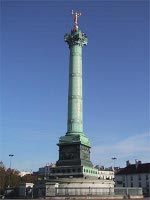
[[57, 11, 92, 168]]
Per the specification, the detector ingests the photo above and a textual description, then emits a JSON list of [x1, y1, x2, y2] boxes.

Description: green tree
[[0, 161, 38, 195], [0, 165, 6, 194], [20, 174, 38, 184]]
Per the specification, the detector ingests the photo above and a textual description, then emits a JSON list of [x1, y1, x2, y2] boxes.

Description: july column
[[65, 28, 88, 135]]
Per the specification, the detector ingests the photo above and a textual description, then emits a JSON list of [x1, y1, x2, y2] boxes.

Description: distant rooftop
[[116, 163, 150, 175]]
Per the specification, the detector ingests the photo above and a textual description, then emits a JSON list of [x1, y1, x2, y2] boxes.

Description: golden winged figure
[[72, 10, 82, 26]]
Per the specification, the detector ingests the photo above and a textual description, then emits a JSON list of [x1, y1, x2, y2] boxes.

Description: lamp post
[[111, 157, 117, 171], [8, 154, 14, 187]]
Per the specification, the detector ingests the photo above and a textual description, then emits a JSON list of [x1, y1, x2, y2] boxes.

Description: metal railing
[[55, 187, 143, 196]]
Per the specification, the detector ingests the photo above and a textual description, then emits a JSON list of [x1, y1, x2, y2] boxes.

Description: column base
[[58, 133, 91, 147]]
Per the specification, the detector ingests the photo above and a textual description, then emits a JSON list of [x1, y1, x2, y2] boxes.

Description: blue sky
[[1, 0, 149, 172]]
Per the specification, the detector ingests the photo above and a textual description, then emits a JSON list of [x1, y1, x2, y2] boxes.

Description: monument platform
[[33, 11, 143, 199], [33, 178, 142, 199]]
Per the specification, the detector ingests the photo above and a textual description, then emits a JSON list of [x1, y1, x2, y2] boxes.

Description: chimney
[[135, 159, 141, 169], [126, 160, 130, 167]]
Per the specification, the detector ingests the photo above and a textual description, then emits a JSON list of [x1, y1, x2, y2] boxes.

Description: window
[[146, 188, 149, 194], [139, 182, 141, 187], [146, 182, 149, 188], [78, 168, 81, 172], [130, 176, 133, 181], [138, 174, 141, 180], [146, 175, 148, 180], [72, 169, 75, 172], [131, 183, 133, 187]]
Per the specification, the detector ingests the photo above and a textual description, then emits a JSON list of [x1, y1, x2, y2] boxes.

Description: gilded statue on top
[[71, 10, 82, 28]]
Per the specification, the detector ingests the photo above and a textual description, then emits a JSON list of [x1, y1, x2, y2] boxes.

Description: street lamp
[[8, 154, 14, 187], [9, 154, 14, 169]]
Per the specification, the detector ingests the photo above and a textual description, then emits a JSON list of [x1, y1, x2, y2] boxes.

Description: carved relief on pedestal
[[59, 145, 80, 160], [80, 145, 90, 161]]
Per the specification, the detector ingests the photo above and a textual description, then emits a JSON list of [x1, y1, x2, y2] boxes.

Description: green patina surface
[[58, 28, 90, 148], [83, 166, 98, 176], [65, 29, 87, 135], [59, 133, 91, 147], [57, 27, 92, 168], [64, 29, 88, 47]]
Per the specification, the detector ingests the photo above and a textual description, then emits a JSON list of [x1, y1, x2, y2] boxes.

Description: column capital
[[64, 29, 88, 47]]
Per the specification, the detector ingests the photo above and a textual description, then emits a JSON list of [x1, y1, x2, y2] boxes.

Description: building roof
[[116, 163, 150, 175]]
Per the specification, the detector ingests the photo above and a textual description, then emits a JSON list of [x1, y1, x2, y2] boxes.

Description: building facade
[[38, 164, 114, 181], [115, 161, 150, 197]]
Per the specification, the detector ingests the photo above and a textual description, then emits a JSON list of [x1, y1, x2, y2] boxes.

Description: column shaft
[[67, 45, 83, 134]]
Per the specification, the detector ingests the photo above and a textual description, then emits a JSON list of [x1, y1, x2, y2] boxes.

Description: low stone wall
[[33, 179, 143, 199], [45, 196, 144, 200], [45, 186, 143, 198]]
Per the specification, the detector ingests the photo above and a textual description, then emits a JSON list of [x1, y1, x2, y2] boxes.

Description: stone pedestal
[[45, 178, 115, 198]]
